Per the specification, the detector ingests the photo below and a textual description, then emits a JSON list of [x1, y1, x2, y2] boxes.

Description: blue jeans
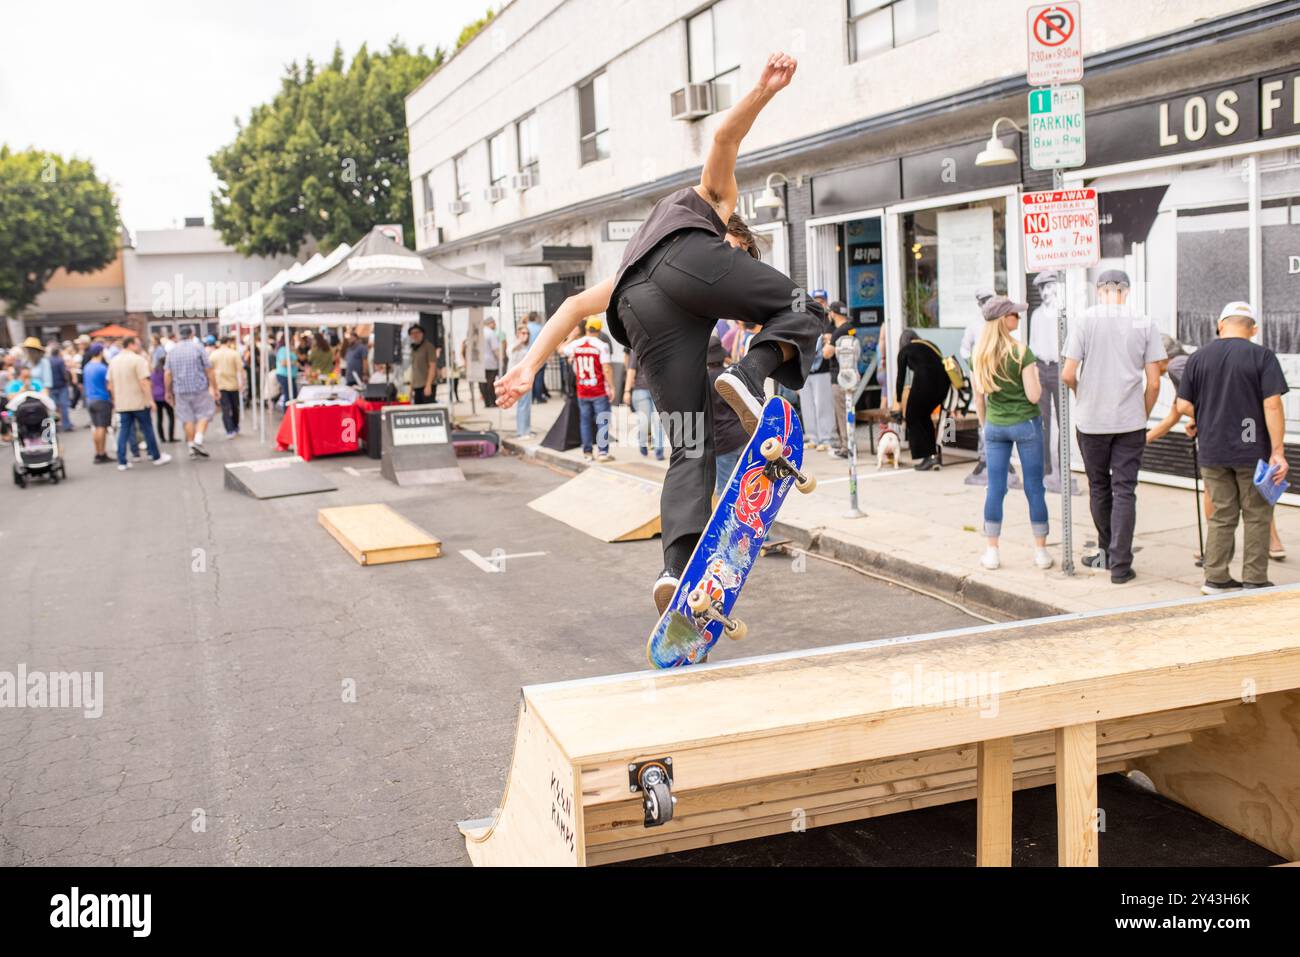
[[631, 388, 663, 453], [51, 385, 73, 429], [984, 416, 1048, 539], [578, 395, 611, 454], [714, 449, 741, 497], [514, 388, 533, 436], [116, 409, 160, 465]]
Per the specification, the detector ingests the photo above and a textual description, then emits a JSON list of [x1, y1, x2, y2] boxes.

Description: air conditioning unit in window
[[419, 211, 441, 247], [484, 185, 508, 202], [448, 200, 470, 215], [512, 171, 539, 191], [670, 82, 715, 121]]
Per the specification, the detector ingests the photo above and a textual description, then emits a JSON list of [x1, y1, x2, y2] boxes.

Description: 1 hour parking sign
[[1029, 85, 1086, 170], [1021, 189, 1099, 272], [1027, 2, 1083, 85]]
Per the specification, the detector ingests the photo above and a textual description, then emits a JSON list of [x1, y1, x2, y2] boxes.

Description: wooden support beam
[[977, 737, 1014, 867], [1055, 723, 1099, 867]]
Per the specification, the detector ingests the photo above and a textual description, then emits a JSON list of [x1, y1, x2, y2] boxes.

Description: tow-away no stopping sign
[[1027, 2, 1083, 85], [1021, 189, 1099, 272]]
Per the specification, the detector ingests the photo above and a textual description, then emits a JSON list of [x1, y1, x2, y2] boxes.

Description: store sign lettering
[[1089, 68, 1300, 168], [1157, 90, 1241, 146], [1291, 255, 1300, 275]]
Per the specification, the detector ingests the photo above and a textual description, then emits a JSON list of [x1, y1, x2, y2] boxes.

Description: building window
[[848, 0, 938, 62], [578, 72, 610, 165], [488, 130, 509, 196], [516, 112, 540, 179], [420, 173, 435, 218], [453, 153, 471, 206], [556, 271, 587, 293], [687, 0, 742, 111], [900, 197, 1008, 329]]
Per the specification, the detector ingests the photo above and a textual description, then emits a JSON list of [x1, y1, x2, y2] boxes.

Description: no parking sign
[[1027, 2, 1083, 85]]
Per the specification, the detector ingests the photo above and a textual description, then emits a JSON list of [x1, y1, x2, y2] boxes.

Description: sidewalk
[[450, 391, 1300, 619]]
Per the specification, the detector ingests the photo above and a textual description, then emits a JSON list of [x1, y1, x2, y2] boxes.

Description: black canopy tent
[[279, 229, 497, 313]]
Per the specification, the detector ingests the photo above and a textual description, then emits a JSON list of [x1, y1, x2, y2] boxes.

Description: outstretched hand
[[758, 52, 797, 95], [494, 365, 532, 410]]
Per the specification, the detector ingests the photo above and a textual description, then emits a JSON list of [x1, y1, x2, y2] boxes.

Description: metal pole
[[1054, 164, 1075, 575], [844, 385, 864, 518], [259, 320, 268, 444], [285, 319, 298, 455]]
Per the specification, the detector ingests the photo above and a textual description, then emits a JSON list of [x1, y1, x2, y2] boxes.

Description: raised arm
[[494, 278, 615, 408], [695, 52, 797, 224]]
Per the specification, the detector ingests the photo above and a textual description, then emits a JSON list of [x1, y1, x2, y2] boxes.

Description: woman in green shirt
[[971, 296, 1050, 571], [307, 333, 336, 382]]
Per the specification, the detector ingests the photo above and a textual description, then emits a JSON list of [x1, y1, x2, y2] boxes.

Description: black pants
[[219, 389, 240, 434], [478, 371, 498, 407], [616, 229, 823, 563], [155, 400, 175, 442], [412, 387, 434, 405], [1076, 429, 1145, 576], [904, 385, 947, 459]]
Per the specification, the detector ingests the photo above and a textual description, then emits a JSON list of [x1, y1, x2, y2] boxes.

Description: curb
[[502, 435, 1068, 621]]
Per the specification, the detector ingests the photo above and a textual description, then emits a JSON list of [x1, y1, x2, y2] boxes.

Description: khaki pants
[[831, 383, 849, 451], [1202, 465, 1273, 585]]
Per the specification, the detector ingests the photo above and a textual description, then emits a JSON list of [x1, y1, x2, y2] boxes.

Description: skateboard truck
[[687, 588, 749, 641], [628, 758, 676, 827], [760, 437, 817, 494]]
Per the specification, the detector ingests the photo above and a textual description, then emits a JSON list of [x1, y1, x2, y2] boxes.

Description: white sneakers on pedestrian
[[980, 546, 1053, 570], [117, 462, 131, 472], [153, 452, 173, 467]]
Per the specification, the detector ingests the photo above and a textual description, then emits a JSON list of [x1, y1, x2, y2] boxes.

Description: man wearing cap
[[560, 317, 614, 462], [1176, 302, 1289, 593], [1029, 271, 1071, 490], [1062, 270, 1165, 584]]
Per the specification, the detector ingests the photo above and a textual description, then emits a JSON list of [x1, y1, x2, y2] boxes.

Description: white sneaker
[[117, 462, 132, 471], [980, 547, 1000, 570], [1034, 548, 1054, 569], [153, 452, 173, 467]]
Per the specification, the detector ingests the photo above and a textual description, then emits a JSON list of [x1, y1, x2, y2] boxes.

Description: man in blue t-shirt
[[45, 342, 74, 431], [1177, 301, 1290, 593], [82, 344, 114, 463]]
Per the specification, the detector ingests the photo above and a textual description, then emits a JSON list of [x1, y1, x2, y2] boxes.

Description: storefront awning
[[506, 245, 593, 268]]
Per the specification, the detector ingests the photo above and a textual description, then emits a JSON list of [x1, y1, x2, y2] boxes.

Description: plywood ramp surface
[[528, 466, 661, 542], [464, 587, 1300, 865], [318, 504, 441, 565]]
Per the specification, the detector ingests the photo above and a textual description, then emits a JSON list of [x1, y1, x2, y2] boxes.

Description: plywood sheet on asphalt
[[318, 504, 442, 566], [527, 465, 661, 542]]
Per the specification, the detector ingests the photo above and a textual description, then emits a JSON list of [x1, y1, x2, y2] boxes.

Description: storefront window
[[1261, 152, 1300, 424], [899, 197, 1006, 329]]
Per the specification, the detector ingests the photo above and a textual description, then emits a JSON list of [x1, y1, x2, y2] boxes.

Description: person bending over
[[495, 52, 823, 612]]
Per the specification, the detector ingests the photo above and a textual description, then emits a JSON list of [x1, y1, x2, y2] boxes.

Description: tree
[[209, 40, 442, 258], [0, 147, 120, 317], [456, 9, 497, 51]]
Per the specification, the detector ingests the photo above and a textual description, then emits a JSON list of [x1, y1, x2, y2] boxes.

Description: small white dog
[[876, 425, 901, 469]]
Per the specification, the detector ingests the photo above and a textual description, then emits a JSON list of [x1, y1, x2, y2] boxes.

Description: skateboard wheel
[[724, 618, 748, 641], [796, 472, 817, 494], [760, 437, 782, 461], [687, 588, 710, 614]]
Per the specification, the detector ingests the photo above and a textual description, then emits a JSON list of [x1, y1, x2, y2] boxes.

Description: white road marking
[[459, 549, 548, 573], [342, 466, 381, 476]]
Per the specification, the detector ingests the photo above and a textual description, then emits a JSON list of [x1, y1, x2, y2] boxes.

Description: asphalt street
[[0, 417, 977, 866], [1, 418, 1279, 867]]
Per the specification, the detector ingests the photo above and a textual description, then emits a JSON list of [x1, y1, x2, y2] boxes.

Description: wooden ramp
[[318, 504, 441, 565], [460, 587, 1300, 866], [527, 465, 661, 542]]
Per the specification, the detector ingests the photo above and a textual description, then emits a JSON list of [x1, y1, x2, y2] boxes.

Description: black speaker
[[543, 281, 571, 319], [373, 323, 401, 365], [418, 312, 442, 343], [363, 382, 396, 402]]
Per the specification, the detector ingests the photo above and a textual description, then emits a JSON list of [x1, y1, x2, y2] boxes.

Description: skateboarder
[[495, 52, 822, 612]]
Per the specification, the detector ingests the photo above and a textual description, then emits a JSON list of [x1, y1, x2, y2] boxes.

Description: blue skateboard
[[646, 396, 815, 668]]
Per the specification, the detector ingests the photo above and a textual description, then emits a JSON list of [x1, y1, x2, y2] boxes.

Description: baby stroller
[[8, 394, 66, 488]]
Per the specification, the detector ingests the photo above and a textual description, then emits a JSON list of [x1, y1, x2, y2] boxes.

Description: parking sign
[[1027, 2, 1083, 85], [1028, 85, 1086, 170], [1021, 189, 1099, 272]]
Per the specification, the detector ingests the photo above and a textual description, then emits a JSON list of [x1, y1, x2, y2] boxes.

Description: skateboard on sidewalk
[[646, 395, 815, 668]]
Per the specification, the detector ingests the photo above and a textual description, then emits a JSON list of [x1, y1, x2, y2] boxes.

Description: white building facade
[[406, 0, 1300, 478], [124, 224, 295, 340]]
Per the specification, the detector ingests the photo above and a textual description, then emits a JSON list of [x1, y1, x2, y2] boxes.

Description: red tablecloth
[[275, 403, 364, 461]]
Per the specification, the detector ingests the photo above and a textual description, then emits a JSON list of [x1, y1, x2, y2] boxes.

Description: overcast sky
[[0, 0, 492, 233]]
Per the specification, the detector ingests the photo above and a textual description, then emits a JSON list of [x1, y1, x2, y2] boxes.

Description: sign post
[[1026, 1, 1087, 575]]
